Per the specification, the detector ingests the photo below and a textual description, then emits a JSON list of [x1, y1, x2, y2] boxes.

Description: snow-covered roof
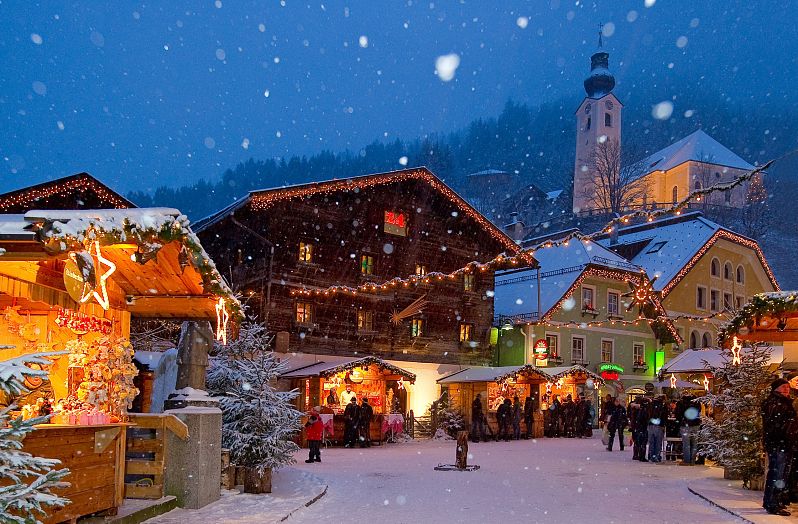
[[596, 213, 721, 292], [24, 208, 183, 240], [437, 366, 524, 384], [546, 190, 563, 201], [596, 212, 778, 297], [280, 356, 416, 382], [638, 130, 754, 179], [467, 169, 510, 177], [542, 365, 605, 383], [494, 238, 640, 321], [660, 346, 784, 374], [0, 215, 33, 240]]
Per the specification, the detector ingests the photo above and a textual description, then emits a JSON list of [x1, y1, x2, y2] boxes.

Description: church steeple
[[583, 25, 616, 98]]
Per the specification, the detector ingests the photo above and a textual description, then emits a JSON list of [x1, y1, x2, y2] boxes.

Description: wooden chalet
[[196, 167, 534, 365], [0, 172, 135, 213]]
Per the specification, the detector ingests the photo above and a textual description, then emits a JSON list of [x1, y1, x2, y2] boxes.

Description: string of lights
[[0, 175, 131, 211]]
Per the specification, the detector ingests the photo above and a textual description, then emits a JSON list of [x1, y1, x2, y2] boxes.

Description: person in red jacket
[[305, 411, 324, 463]]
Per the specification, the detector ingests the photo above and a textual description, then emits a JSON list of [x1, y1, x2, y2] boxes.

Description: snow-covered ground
[[288, 435, 738, 524], [148, 435, 740, 524]]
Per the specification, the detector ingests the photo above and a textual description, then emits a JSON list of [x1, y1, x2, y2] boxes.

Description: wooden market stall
[[0, 209, 238, 523], [438, 365, 551, 437], [280, 356, 416, 445]]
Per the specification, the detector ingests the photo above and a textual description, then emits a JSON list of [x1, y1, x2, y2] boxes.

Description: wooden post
[[455, 430, 469, 470], [220, 449, 232, 490], [243, 466, 272, 494]]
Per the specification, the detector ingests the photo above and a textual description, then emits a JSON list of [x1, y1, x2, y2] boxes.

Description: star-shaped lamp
[[624, 275, 658, 317], [79, 241, 116, 310]]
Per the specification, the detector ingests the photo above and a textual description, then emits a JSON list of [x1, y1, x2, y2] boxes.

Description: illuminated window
[[607, 291, 620, 316], [723, 262, 733, 280], [633, 343, 645, 366], [298, 242, 313, 263], [724, 292, 732, 311], [357, 310, 373, 331], [696, 286, 707, 310], [459, 323, 473, 342], [384, 211, 407, 236], [571, 336, 585, 362], [604, 112, 612, 127], [710, 289, 719, 312], [415, 264, 427, 277], [464, 273, 475, 292], [546, 334, 559, 358], [411, 318, 424, 337], [736, 265, 745, 284], [295, 302, 312, 323], [710, 258, 720, 277], [601, 340, 614, 362], [582, 286, 595, 311], [360, 255, 374, 275], [672, 186, 678, 204]]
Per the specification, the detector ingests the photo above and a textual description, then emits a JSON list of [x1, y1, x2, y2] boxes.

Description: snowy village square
[[3, 1, 798, 523]]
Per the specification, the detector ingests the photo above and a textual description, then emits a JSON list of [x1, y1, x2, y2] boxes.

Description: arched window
[[710, 257, 720, 277], [690, 331, 699, 349], [702, 333, 712, 348], [585, 117, 591, 131], [725, 191, 732, 204], [736, 265, 745, 284], [694, 181, 702, 191], [605, 113, 612, 127], [724, 262, 733, 280], [672, 186, 678, 204]]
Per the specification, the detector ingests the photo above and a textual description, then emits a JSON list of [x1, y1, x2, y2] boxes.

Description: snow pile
[[431, 428, 454, 441]]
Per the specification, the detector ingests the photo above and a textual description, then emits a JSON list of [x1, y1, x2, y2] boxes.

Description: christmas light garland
[[314, 356, 417, 383], [717, 291, 798, 346], [0, 174, 132, 211]]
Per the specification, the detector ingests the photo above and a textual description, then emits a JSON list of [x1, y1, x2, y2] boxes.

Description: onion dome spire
[[583, 24, 616, 98]]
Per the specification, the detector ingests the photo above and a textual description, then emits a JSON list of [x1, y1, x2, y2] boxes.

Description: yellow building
[[597, 212, 779, 364]]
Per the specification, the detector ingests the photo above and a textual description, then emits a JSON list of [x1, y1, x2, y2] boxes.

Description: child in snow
[[305, 410, 324, 463]]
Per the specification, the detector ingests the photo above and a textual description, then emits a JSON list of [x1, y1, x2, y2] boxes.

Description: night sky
[[1, 0, 796, 193]]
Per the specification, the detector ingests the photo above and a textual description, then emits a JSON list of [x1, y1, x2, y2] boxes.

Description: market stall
[[280, 356, 416, 445], [438, 365, 551, 437], [0, 209, 237, 522]]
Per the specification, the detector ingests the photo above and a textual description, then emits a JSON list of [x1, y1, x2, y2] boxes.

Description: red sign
[[55, 308, 113, 335], [600, 371, 619, 381], [384, 211, 407, 236], [533, 339, 548, 360]]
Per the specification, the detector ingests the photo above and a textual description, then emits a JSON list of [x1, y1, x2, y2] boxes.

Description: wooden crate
[[20, 423, 128, 524], [124, 414, 188, 499]]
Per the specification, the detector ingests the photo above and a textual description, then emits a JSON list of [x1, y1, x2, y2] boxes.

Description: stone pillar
[[165, 321, 213, 410], [164, 404, 222, 509]]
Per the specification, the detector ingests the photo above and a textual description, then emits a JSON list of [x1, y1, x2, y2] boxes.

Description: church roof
[[639, 130, 754, 178]]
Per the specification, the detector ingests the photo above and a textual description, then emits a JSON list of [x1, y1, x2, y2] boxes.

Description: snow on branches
[[206, 322, 302, 474], [0, 354, 70, 522], [698, 343, 773, 486]]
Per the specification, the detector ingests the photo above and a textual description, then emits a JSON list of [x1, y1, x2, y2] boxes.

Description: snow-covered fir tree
[[428, 392, 465, 439], [0, 354, 70, 523], [698, 343, 773, 486], [206, 322, 302, 474]]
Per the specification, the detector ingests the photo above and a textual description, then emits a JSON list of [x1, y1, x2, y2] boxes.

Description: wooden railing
[[124, 413, 189, 499]]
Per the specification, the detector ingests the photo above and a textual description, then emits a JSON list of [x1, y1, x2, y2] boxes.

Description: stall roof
[[718, 291, 798, 346], [0, 208, 240, 319], [280, 356, 416, 383], [660, 347, 784, 375], [437, 364, 604, 385]]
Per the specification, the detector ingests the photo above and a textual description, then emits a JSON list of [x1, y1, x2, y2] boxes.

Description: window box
[[633, 363, 649, 371], [571, 359, 590, 366], [548, 355, 564, 364], [607, 314, 625, 321], [581, 306, 599, 317]]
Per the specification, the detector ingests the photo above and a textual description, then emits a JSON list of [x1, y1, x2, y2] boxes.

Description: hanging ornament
[[703, 374, 710, 392], [730, 336, 742, 365], [74, 241, 116, 310], [623, 275, 658, 316], [215, 297, 229, 345], [397, 377, 405, 390], [670, 373, 677, 389], [545, 381, 553, 394]]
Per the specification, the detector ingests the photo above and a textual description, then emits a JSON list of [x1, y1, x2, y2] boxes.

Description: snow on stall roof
[[24, 207, 183, 238], [637, 129, 754, 179], [437, 366, 524, 384], [661, 346, 783, 374], [596, 213, 721, 291], [0, 215, 34, 239], [494, 237, 640, 319]]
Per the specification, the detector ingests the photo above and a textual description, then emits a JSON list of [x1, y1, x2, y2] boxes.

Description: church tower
[[572, 30, 622, 214]]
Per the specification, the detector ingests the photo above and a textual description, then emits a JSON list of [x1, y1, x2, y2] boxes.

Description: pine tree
[[698, 343, 773, 487], [206, 323, 302, 475], [428, 392, 465, 439], [0, 354, 70, 523]]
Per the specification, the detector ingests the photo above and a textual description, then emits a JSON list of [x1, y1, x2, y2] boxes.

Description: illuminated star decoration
[[397, 377, 405, 391], [670, 373, 677, 389], [703, 374, 710, 392], [623, 275, 658, 317], [730, 336, 742, 365], [545, 382, 552, 394], [390, 294, 428, 326], [79, 241, 116, 310], [215, 297, 229, 345]]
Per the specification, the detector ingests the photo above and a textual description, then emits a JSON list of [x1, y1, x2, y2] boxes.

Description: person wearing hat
[[357, 397, 373, 448], [343, 396, 359, 448], [761, 378, 798, 515]]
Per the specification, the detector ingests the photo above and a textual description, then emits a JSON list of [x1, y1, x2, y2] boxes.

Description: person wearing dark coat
[[471, 394, 486, 442], [647, 396, 668, 462], [357, 397, 373, 448], [762, 379, 798, 515], [562, 395, 575, 437], [606, 398, 628, 451], [584, 399, 595, 437], [343, 396, 359, 447], [573, 397, 585, 439], [512, 396, 522, 440], [675, 395, 702, 465], [630, 397, 650, 461], [601, 394, 614, 428], [523, 396, 534, 439], [785, 371, 798, 504], [497, 398, 513, 441], [551, 396, 562, 437]]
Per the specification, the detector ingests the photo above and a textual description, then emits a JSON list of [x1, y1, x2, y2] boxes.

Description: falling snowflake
[[435, 53, 460, 82]]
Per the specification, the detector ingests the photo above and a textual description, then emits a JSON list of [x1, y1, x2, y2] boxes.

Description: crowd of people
[[542, 394, 595, 438], [760, 373, 798, 516]]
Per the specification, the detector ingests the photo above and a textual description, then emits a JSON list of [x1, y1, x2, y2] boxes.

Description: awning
[[437, 364, 604, 385], [660, 347, 784, 375], [280, 356, 416, 383]]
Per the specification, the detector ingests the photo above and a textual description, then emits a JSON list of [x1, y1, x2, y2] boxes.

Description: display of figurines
[[19, 397, 55, 421]]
